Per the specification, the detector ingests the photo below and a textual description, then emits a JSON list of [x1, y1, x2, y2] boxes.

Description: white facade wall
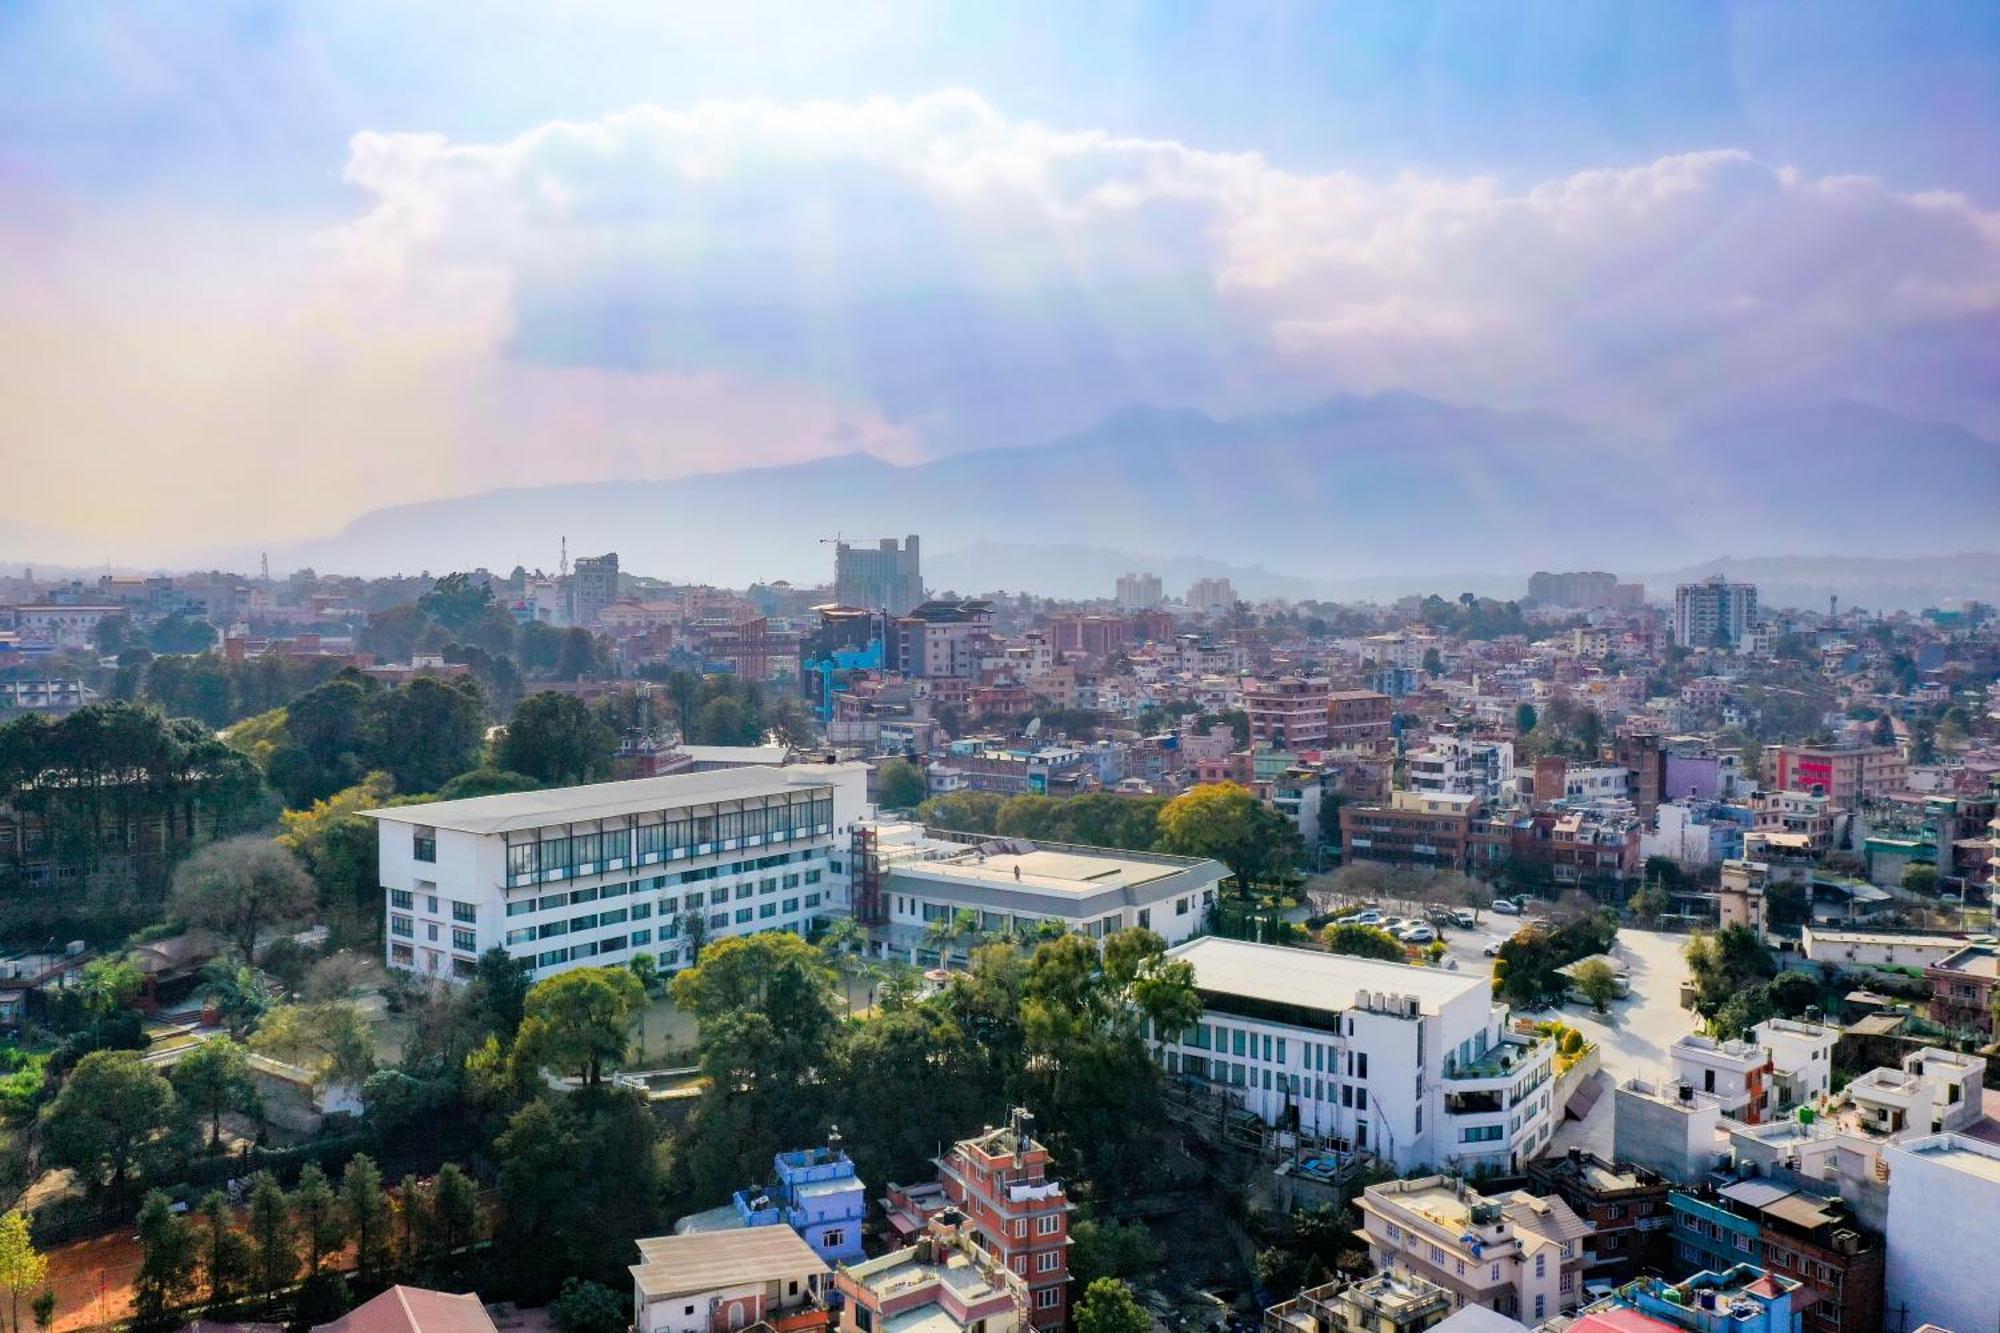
[[1157, 943, 1556, 1172], [880, 876, 1211, 946], [1881, 1134, 2000, 1333], [375, 766, 869, 982]]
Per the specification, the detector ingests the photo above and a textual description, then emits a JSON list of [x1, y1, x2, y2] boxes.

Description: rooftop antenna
[[560, 535, 569, 578], [260, 551, 270, 582]]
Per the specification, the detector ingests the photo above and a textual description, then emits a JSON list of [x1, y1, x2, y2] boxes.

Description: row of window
[[503, 862, 822, 918], [389, 889, 477, 924], [503, 795, 834, 878]]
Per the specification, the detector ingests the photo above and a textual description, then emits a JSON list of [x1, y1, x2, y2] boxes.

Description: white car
[[1490, 899, 1520, 915], [1482, 938, 1507, 957], [1398, 924, 1437, 945], [1351, 911, 1385, 926]]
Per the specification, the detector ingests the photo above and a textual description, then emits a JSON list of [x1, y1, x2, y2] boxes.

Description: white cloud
[[4, 90, 1996, 556]]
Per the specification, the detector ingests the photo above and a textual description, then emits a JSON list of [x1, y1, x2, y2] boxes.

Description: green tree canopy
[[500, 692, 616, 786], [516, 967, 646, 1086], [41, 1050, 176, 1190], [1155, 782, 1301, 892]]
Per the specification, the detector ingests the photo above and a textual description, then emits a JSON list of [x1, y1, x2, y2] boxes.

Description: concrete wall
[[1882, 1135, 2000, 1333], [1613, 1083, 1722, 1185]]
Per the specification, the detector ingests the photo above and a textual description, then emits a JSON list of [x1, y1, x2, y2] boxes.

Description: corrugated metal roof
[[631, 1225, 827, 1299], [363, 765, 857, 835]]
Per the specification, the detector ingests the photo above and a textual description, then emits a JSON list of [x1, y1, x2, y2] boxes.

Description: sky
[[3, 0, 1998, 565]]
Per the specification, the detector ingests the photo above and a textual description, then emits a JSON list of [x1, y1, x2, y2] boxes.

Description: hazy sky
[[4, 1, 1998, 563]]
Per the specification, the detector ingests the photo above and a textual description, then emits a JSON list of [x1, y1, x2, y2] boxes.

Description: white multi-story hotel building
[[365, 763, 870, 981], [1155, 939, 1558, 1172]]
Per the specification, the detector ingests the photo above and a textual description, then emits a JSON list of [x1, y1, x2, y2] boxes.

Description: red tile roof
[[313, 1287, 497, 1333]]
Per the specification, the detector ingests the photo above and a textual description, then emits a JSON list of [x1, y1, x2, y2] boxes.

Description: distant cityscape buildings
[[1186, 576, 1236, 611], [1114, 571, 1163, 610], [834, 535, 925, 616], [1674, 575, 1760, 650]]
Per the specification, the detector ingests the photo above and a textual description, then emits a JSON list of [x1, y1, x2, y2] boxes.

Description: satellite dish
[[1024, 717, 1043, 738]]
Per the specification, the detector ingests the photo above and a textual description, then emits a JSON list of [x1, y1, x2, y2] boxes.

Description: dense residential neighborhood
[[1, 542, 1998, 1333]]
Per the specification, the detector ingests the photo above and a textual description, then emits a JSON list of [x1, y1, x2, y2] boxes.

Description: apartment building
[[1114, 572, 1163, 610], [1570, 1267, 1803, 1333], [1666, 1182, 1881, 1333], [1612, 1078, 1725, 1185], [1673, 577, 1758, 650], [1157, 939, 1558, 1172], [836, 1211, 1031, 1333], [1925, 941, 1998, 1036], [1750, 1019, 1836, 1113], [1769, 744, 1906, 810], [1247, 676, 1332, 750], [931, 1111, 1070, 1331], [631, 1226, 831, 1333], [1340, 791, 1490, 874], [1843, 1047, 1984, 1138], [365, 764, 869, 981], [1263, 1274, 1455, 1333], [1325, 690, 1394, 745], [1880, 1133, 2000, 1333], [1524, 1150, 1672, 1282], [673, 1143, 866, 1268], [834, 535, 924, 616], [1356, 1176, 1591, 1323], [1753, 790, 1834, 852], [1405, 736, 1514, 803], [852, 822, 1224, 958], [1669, 1034, 1775, 1125]]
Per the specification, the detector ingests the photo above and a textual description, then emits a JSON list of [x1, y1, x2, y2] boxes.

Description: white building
[[1750, 1018, 1837, 1113], [1356, 1177, 1592, 1322], [1667, 1034, 1773, 1123], [1845, 1047, 1985, 1139], [1673, 576, 1758, 651], [630, 1225, 829, 1333], [1880, 1133, 2000, 1333], [1155, 939, 1558, 1172], [858, 822, 1225, 961], [1406, 735, 1515, 804], [364, 764, 871, 981]]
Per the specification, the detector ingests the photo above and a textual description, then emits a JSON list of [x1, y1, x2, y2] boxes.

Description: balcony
[[1442, 1033, 1548, 1084]]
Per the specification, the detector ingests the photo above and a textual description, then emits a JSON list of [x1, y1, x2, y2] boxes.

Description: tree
[[292, 1163, 346, 1275], [1155, 782, 1301, 894], [474, 947, 534, 1041], [30, 1293, 51, 1333], [1767, 969, 1822, 1019], [1323, 923, 1406, 961], [79, 958, 142, 1044], [134, 1190, 199, 1325], [1901, 863, 1940, 896], [40, 1050, 176, 1190], [376, 676, 486, 794], [0, 1212, 47, 1333], [169, 836, 317, 964], [549, 1279, 627, 1333], [245, 1171, 296, 1299], [876, 759, 927, 811], [1572, 959, 1620, 1014], [1069, 1219, 1162, 1288], [169, 1036, 254, 1149], [499, 693, 616, 786], [1515, 702, 1537, 735], [692, 695, 758, 746], [197, 1190, 254, 1305], [429, 1163, 480, 1256], [418, 573, 495, 632], [252, 1002, 377, 1088], [341, 1154, 396, 1284], [516, 967, 646, 1086], [1075, 1278, 1150, 1333]]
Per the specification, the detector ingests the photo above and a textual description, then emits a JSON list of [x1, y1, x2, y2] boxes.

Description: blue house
[[730, 1139, 867, 1267]]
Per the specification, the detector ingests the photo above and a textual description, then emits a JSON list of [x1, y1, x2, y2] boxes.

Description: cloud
[[331, 91, 2000, 435], [4, 90, 1997, 558]]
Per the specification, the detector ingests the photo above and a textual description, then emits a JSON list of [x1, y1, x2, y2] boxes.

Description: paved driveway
[[1548, 928, 1700, 1156]]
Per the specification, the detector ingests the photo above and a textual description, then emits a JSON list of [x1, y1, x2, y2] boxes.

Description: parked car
[[1352, 910, 1385, 926], [1490, 899, 1520, 915], [1482, 938, 1506, 957], [1398, 924, 1437, 945], [1450, 909, 1478, 928]]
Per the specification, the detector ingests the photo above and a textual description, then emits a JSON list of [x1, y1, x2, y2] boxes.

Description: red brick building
[[933, 1110, 1070, 1331]]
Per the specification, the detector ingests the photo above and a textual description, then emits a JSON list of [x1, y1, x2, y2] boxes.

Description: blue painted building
[[731, 1142, 868, 1267]]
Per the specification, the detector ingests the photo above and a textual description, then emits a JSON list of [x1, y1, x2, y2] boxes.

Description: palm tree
[[199, 963, 271, 1037]]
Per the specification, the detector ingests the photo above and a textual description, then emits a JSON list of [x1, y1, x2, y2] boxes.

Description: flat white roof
[[364, 763, 863, 836], [1166, 937, 1483, 1016], [901, 848, 1194, 896]]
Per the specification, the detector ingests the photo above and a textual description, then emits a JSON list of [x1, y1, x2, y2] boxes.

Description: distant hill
[[221, 393, 2000, 591]]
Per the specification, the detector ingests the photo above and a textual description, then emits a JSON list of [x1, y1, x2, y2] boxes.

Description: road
[[1546, 928, 1700, 1157]]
